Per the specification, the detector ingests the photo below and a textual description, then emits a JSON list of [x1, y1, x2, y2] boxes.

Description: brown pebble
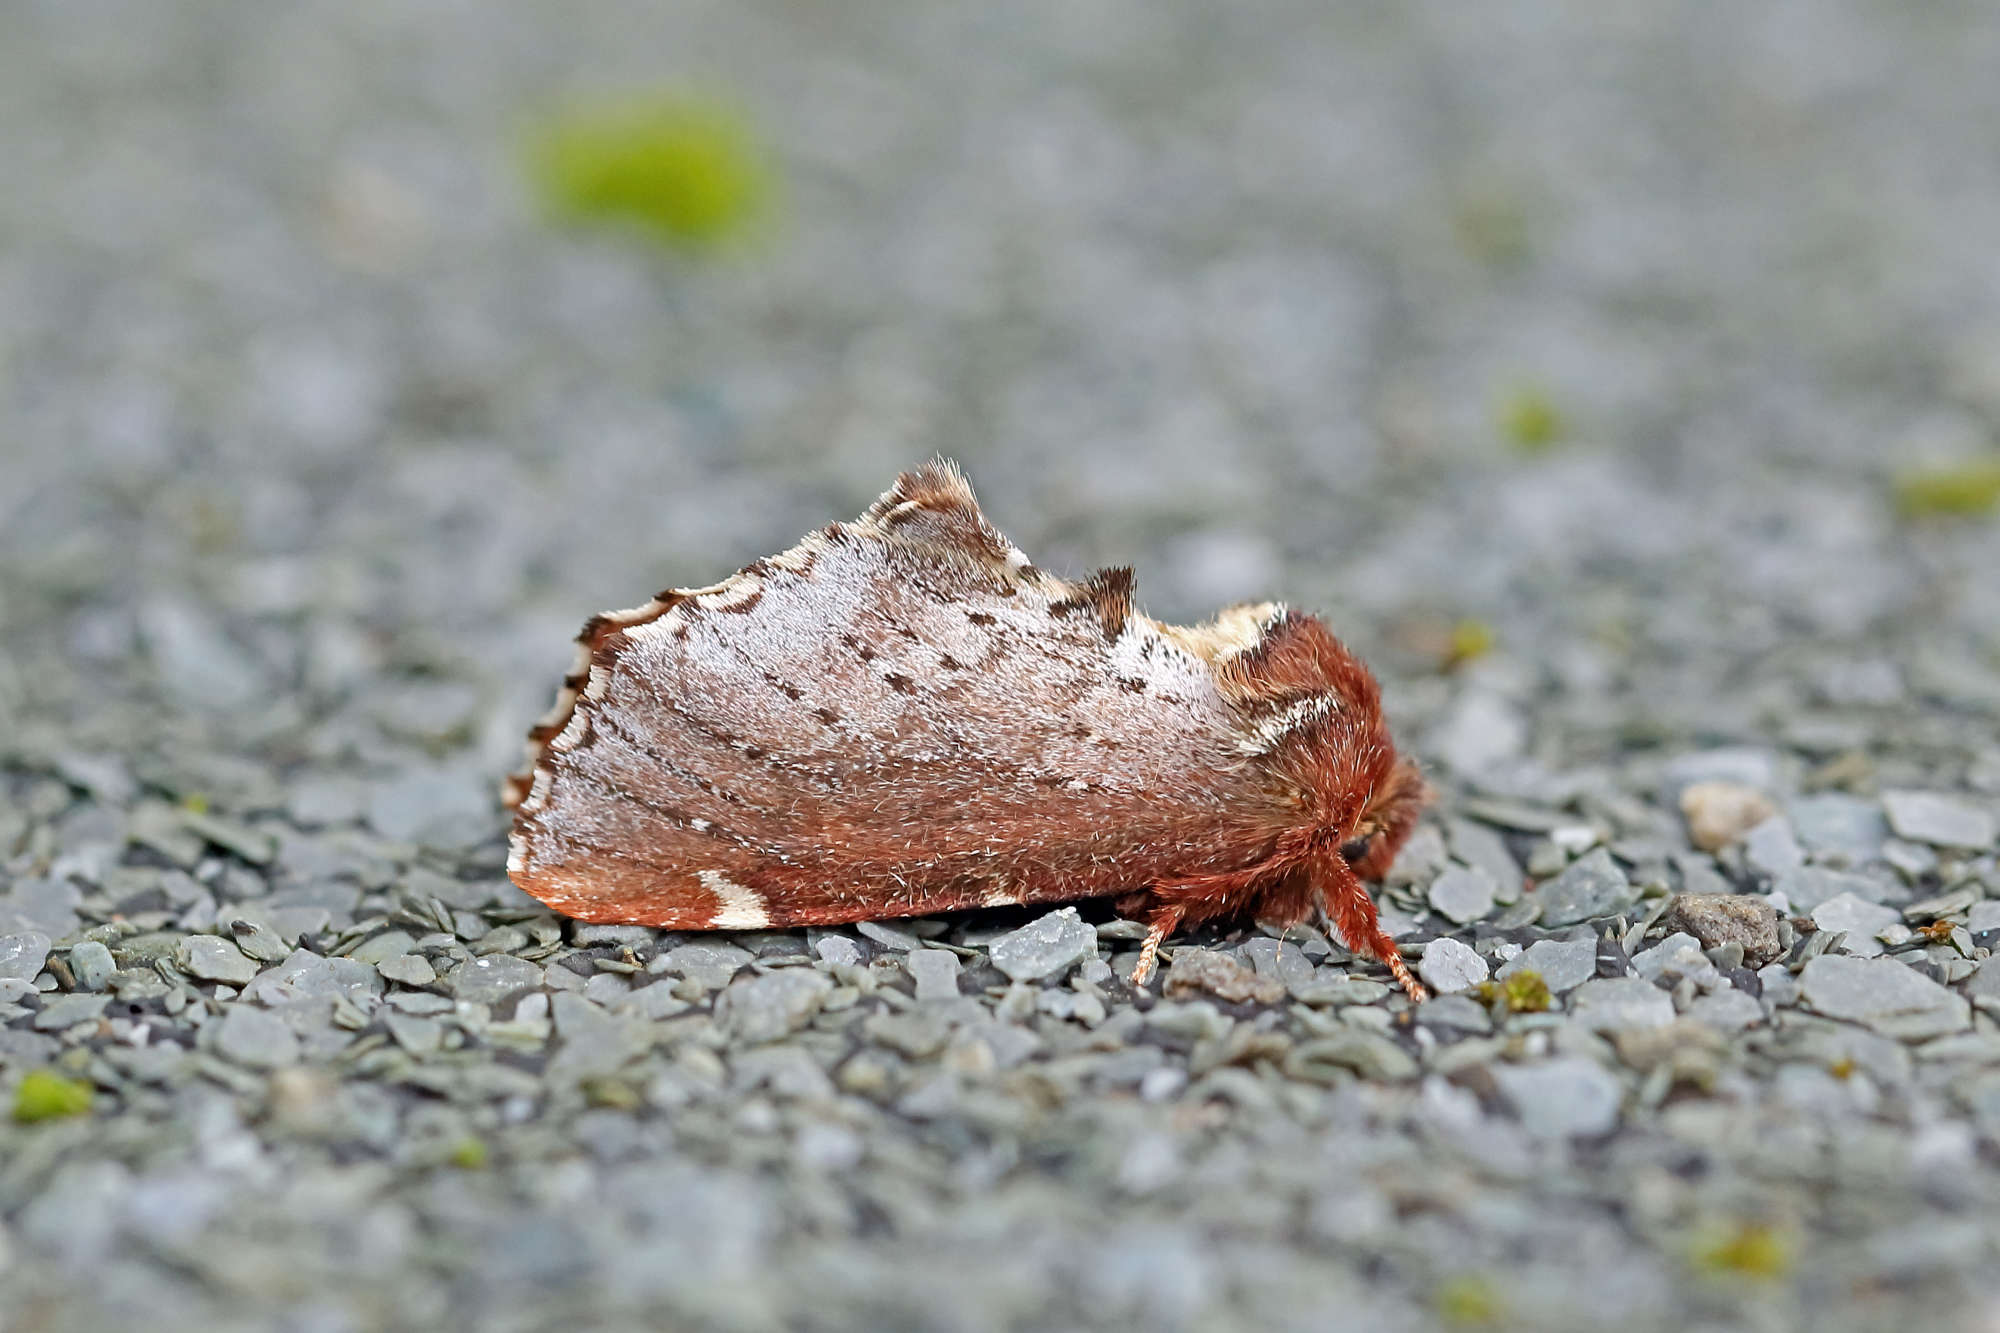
[[1667, 893, 1782, 966], [1162, 948, 1286, 1005], [1679, 780, 1778, 852]]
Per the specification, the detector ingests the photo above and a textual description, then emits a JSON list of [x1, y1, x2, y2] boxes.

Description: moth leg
[[1129, 905, 1185, 987], [1319, 852, 1428, 1003]]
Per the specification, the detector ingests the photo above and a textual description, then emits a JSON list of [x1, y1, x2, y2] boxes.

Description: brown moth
[[505, 461, 1431, 999]]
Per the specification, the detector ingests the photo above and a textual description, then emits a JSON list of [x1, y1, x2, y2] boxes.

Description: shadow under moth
[[505, 461, 1431, 1000]]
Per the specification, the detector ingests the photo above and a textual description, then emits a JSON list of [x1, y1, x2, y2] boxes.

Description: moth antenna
[[1317, 850, 1427, 1003]]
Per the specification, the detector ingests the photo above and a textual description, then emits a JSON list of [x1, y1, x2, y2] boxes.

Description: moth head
[[1336, 756, 1429, 881]]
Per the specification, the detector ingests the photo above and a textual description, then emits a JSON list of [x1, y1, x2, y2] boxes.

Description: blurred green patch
[[1497, 383, 1564, 454], [1693, 1221, 1794, 1280], [1446, 618, 1496, 668], [1434, 1274, 1502, 1327], [1477, 969, 1550, 1014], [523, 92, 773, 252], [1892, 459, 2000, 518], [14, 1069, 94, 1123]]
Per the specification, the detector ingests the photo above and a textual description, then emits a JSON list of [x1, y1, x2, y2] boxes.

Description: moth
[[505, 461, 1431, 1000]]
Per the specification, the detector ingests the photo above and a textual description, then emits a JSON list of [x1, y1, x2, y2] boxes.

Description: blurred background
[[5, 0, 2000, 802]]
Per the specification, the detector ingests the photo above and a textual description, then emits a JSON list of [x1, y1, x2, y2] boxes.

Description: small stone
[[1492, 1057, 1623, 1138], [1497, 938, 1598, 993], [1668, 894, 1782, 966], [348, 931, 418, 966], [1788, 793, 1889, 862], [211, 1006, 300, 1068], [66, 940, 117, 991], [34, 993, 110, 1031], [1569, 978, 1676, 1032], [812, 936, 862, 968], [1415, 937, 1487, 994], [1385, 824, 1449, 886], [378, 954, 438, 987], [177, 936, 259, 985], [655, 942, 754, 991], [1678, 781, 1777, 852], [0, 881, 81, 938], [1164, 948, 1285, 1005], [227, 919, 293, 964], [906, 949, 962, 1003], [1811, 893, 1902, 958], [1428, 865, 1496, 925], [1742, 816, 1805, 878], [1446, 818, 1521, 897], [1631, 933, 1713, 983], [178, 809, 277, 865], [367, 767, 495, 849], [715, 970, 834, 1044], [855, 921, 923, 951], [1284, 1032, 1419, 1083], [1774, 866, 1891, 913], [0, 933, 53, 983], [1535, 848, 1637, 927], [988, 908, 1097, 983], [1881, 790, 1997, 851], [1799, 955, 1970, 1039], [447, 955, 545, 1005], [1685, 989, 1764, 1032]]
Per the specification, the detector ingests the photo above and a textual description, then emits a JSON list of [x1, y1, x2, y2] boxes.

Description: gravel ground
[[6, 3, 2000, 1331]]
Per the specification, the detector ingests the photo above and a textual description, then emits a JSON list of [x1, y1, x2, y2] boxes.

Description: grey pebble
[[1798, 956, 1971, 1039], [1775, 865, 1892, 913], [1788, 792, 1890, 862], [1811, 893, 1901, 957], [377, 954, 438, 987], [0, 932, 53, 983], [178, 935, 260, 985], [347, 931, 418, 965], [1535, 848, 1637, 927], [34, 992, 110, 1031], [1498, 937, 1599, 993], [1570, 978, 1676, 1031], [812, 936, 863, 968], [987, 908, 1096, 983], [1415, 937, 1488, 994], [1742, 815, 1805, 878], [365, 767, 495, 849], [905, 948, 962, 1003], [655, 942, 754, 991], [1493, 1057, 1624, 1138], [1881, 790, 1997, 851], [1686, 989, 1765, 1031], [447, 955, 545, 1005], [1428, 864, 1497, 925], [211, 1006, 300, 1068], [67, 940, 118, 990], [714, 970, 834, 1044], [855, 921, 923, 951], [1285, 1032, 1418, 1083]]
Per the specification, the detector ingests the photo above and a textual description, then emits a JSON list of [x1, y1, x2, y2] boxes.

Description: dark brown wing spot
[[1050, 566, 1134, 640]]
